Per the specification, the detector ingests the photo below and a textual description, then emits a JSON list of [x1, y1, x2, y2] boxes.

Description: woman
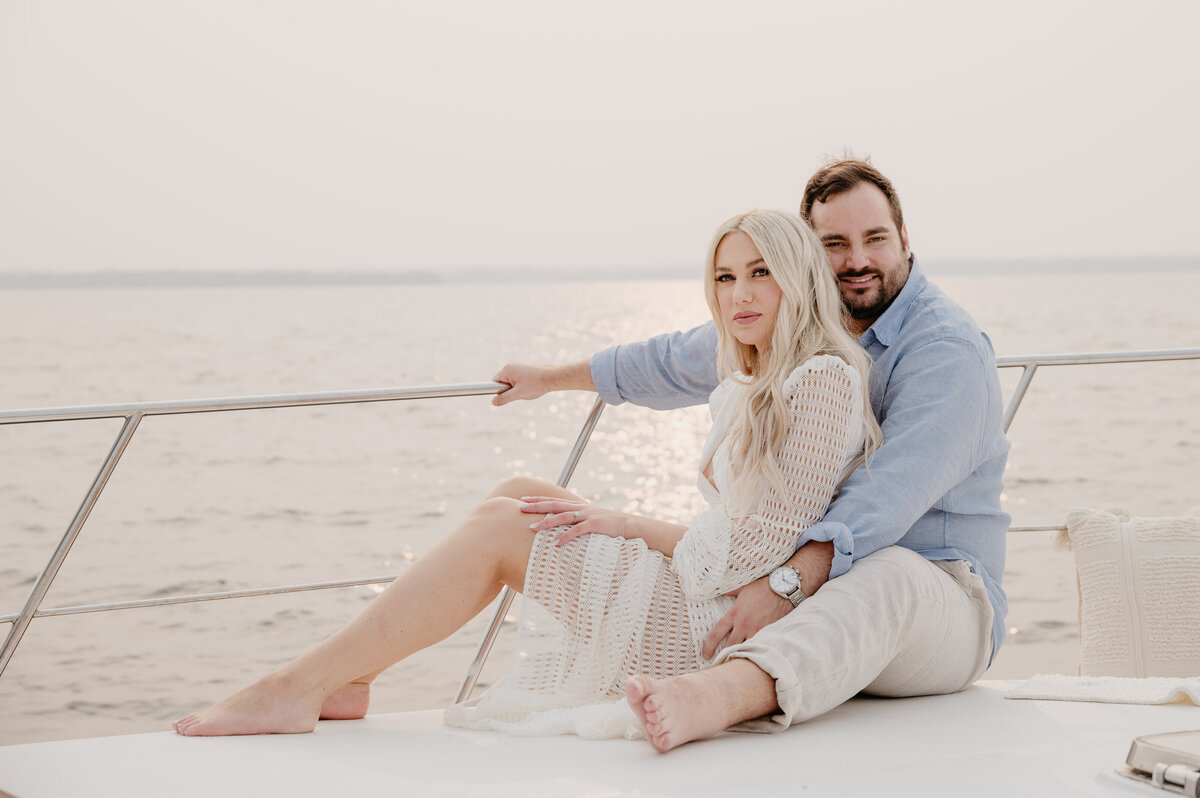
[[174, 209, 881, 740]]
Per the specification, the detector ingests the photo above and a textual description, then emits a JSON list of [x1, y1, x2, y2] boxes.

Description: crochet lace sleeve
[[672, 356, 864, 601]]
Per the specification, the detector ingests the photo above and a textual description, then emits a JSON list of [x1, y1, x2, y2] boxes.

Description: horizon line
[[1, 255, 1198, 289]]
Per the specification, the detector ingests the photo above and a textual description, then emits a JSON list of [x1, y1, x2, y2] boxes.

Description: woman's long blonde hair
[[703, 209, 882, 507]]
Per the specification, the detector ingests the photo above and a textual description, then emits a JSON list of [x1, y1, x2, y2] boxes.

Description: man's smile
[[840, 273, 879, 289]]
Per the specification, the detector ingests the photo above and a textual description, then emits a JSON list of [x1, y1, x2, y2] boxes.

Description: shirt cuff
[[589, 346, 626, 406], [796, 520, 854, 580]]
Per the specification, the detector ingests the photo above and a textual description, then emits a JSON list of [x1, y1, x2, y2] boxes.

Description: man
[[493, 159, 1009, 751]]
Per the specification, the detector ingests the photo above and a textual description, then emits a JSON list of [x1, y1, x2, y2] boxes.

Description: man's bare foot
[[174, 672, 324, 737], [625, 673, 732, 753], [319, 680, 371, 720]]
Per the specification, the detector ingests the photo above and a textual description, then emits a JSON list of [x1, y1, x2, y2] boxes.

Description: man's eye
[[825, 242, 844, 249]]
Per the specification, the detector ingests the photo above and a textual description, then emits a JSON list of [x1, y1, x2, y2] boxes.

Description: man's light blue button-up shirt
[[590, 257, 1010, 658]]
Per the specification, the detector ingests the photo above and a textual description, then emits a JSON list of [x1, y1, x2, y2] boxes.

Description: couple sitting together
[[175, 159, 1009, 752]]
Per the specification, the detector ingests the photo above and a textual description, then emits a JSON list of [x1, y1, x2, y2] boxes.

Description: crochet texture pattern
[[444, 355, 867, 738]]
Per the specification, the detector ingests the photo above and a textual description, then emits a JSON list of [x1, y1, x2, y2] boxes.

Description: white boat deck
[[2, 680, 1195, 797]]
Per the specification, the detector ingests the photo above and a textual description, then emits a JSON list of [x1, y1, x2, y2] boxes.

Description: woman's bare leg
[[316, 476, 580, 720], [175, 476, 579, 736]]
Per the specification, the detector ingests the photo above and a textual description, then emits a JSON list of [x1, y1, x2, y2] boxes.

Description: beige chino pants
[[715, 545, 995, 732]]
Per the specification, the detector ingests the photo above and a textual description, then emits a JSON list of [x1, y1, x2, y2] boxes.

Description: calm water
[[2, 268, 1199, 745]]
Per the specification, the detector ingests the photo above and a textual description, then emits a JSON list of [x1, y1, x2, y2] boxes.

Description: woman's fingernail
[[519, 503, 530, 510], [520, 496, 532, 501], [529, 523, 539, 529]]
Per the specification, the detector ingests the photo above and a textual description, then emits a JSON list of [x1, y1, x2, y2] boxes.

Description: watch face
[[770, 567, 799, 595]]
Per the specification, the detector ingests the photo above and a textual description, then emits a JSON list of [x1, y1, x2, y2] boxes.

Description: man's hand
[[702, 577, 792, 659], [491, 360, 594, 406], [702, 541, 835, 659]]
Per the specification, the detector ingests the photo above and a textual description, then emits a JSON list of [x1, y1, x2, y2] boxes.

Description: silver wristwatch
[[768, 565, 806, 607]]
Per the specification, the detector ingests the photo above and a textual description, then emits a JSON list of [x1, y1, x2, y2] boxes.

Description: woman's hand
[[519, 496, 632, 546]]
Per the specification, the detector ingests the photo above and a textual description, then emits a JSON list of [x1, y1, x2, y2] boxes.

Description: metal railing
[[0, 382, 605, 682], [995, 348, 1200, 533], [1, 347, 1198, 697]]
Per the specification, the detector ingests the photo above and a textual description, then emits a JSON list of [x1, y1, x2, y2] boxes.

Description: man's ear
[[900, 225, 910, 255]]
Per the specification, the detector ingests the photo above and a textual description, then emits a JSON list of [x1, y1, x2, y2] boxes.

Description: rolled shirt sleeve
[[796, 336, 999, 579], [589, 322, 721, 410]]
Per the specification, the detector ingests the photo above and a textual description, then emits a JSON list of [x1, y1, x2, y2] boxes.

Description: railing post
[[456, 397, 607, 704], [0, 412, 144, 677], [1002, 362, 1039, 433]]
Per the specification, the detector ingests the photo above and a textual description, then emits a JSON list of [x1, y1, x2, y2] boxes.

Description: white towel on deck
[[1006, 674, 1200, 705]]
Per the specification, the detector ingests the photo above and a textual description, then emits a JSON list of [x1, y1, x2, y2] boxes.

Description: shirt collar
[[860, 253, 925, 348]]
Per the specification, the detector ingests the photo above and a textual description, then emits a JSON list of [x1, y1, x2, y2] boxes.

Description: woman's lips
[[733, 312, 761, 325]]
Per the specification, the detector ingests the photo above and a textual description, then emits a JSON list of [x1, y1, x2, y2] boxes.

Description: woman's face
[[713, 232, 782, 353]]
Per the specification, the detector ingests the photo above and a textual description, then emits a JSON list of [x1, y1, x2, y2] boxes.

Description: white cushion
[[1061, 507, 1200, 677]]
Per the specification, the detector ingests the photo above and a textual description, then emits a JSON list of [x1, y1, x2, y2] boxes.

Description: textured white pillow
[[1061, 507, 1200, 677]]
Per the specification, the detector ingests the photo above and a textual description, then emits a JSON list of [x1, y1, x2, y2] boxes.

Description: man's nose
[[845, 243, 870, 270]]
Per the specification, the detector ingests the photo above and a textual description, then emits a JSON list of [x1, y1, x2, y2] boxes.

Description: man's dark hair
[[800, 158, 905, 235]]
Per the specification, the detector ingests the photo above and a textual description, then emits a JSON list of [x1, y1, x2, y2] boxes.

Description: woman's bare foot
[[174, 672, 324, 737], [625, 673, 731, 753], [319, 680, 371, 720]]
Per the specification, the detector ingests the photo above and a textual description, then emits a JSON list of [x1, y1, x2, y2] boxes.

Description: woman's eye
[[753, 268, 770, 277], [715, 274, 733, 282]]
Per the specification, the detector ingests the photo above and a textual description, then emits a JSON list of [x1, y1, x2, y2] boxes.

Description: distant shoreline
[[1, 257, 1197, 289]]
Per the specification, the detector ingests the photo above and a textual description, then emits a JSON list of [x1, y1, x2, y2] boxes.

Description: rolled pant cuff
[[712, 642, 800, 733]]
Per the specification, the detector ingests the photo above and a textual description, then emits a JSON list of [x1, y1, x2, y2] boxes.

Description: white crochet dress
[[444, 354, 867, 738]]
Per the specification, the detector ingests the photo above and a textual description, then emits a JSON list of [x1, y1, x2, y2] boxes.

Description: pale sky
[[1, 0, 1197, 273]]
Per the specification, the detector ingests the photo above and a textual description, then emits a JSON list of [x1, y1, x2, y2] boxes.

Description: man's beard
[[840, 257, 910, 320]]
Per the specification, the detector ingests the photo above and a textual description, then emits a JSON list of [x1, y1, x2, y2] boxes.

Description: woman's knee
[[488, 475, 556, 500], [470, 495, 525, 526], [467, 497, 540, 546], [466, 496, 534, 589]]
